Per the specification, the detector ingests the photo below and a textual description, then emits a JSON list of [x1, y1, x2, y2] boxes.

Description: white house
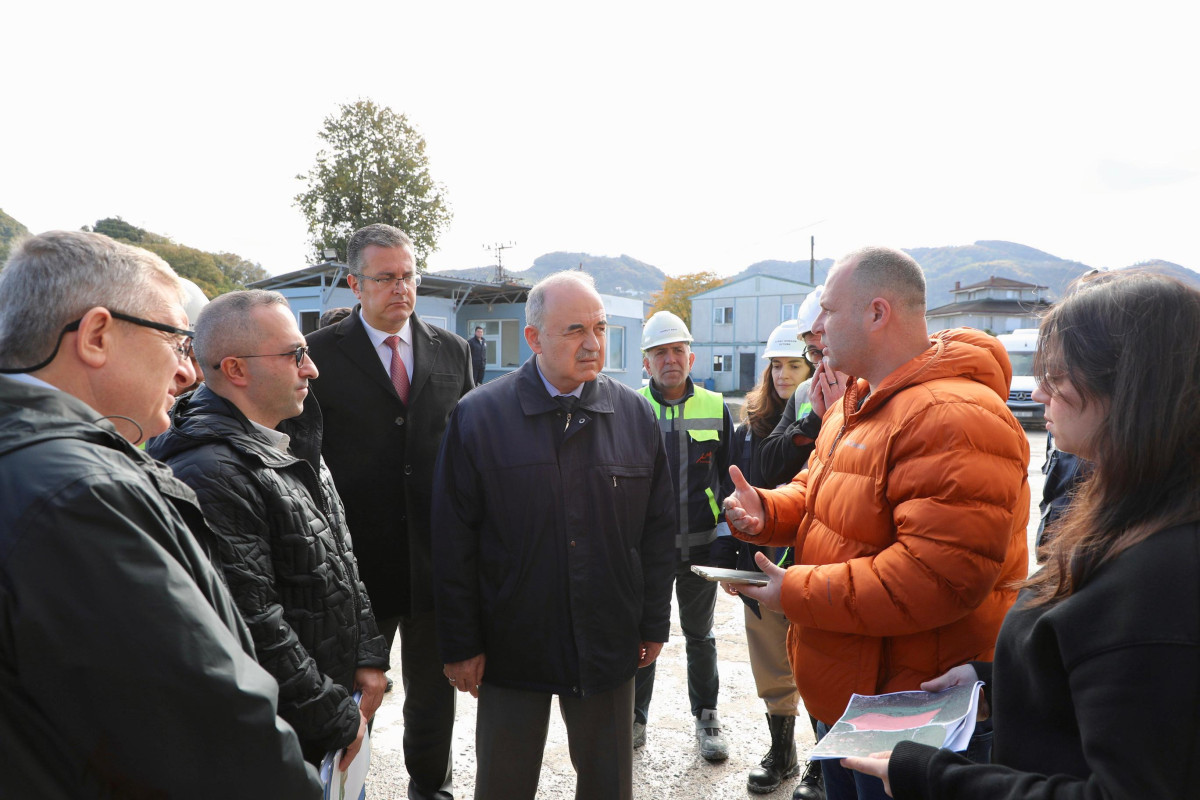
[[925, 276, 1051, 335], [689, 274, 816, 393]]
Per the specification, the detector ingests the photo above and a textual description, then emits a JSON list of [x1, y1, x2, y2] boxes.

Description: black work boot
[[747, 714, 799, 794], [792, 758, 825, 800]]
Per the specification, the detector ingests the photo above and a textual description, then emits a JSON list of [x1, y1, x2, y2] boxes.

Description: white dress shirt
[[359, 310, 414, 385]]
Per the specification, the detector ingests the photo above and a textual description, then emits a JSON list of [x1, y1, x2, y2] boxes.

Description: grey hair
[[525, 271, 599, 332], [0, 230, 182, 368], [838, 246, 927, 312], [193, 290, 291, 370], [346, 224, 414, 274]]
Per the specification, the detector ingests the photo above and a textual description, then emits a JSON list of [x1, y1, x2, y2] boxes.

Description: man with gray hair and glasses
[[0, 231, 321, 797], [306, 223, 473, 799], [148, 290, 390, 769]]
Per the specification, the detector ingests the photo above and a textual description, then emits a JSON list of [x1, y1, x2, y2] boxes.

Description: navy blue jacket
[[432, 358, 676, 697]]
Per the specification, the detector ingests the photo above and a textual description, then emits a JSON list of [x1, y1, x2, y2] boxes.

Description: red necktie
[[384, 335, 410, 403]]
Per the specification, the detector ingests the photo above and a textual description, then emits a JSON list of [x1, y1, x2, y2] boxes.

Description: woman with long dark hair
[[845, 270, 1200, 798]]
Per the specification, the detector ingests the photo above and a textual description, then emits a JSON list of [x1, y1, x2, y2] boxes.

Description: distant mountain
[[0, 208, 31, 265], [1117, 259, 1199, 288], [904, 241, 1096, 304], [579, 241, 1198, 306], [432, 252, 667, 298]]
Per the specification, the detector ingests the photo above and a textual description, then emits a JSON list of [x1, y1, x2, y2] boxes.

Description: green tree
[[649, 272, 724, 328], [0, 208, 32, 266], [294, 99, 452, 270]]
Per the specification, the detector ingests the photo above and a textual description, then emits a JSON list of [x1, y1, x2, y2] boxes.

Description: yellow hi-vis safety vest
[[638, 385, 725, 556]]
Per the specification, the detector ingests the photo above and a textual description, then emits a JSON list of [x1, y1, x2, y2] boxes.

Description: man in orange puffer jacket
[[724, 246, 1029, 800]]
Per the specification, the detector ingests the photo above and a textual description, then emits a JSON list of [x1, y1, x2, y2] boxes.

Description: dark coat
[[757, 390, 820, 488], [0, 376, 320, 798], [890, 522, 1200, 799], [148, 384, 389, 762], [710, 415, 812, 616], [306, 307, 473, 618], [432, 358, 676, 697], [468, 334, 486, 379]]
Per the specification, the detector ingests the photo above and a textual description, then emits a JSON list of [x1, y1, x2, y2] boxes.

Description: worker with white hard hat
[[635, 310, 733, 762], [759, 285, 851, 487]]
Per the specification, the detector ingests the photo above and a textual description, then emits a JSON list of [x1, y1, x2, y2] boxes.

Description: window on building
[[714, 306, 734, 325], [713, 354, 732, 372], [605, 325, 626, 370], [299, 310, 320, 335], [468, 319, 522, 367], [780, 304, 797, 323]]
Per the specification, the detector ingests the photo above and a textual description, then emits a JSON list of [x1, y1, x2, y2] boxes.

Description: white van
[[996, 328, 1043, 426]]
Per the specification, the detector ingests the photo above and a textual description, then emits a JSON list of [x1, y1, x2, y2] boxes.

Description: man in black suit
[[306, 224, 473, 800], [468, 326, 486, 386]]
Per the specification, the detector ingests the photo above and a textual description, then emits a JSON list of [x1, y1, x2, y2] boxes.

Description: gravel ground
[[367, 586, 819, 800], [365, 428, 1047, 799]]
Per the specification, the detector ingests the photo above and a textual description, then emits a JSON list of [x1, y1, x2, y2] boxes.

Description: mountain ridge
[[433, 240, 1198, 304]]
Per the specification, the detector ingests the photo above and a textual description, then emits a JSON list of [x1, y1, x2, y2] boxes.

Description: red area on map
[[846, 709, 940, 732]]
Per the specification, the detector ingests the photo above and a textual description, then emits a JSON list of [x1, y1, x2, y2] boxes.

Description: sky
[[3, 1, 1197, 279]]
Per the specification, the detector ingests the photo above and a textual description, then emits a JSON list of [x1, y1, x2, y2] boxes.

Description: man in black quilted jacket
[[148, 289, 390, 767]]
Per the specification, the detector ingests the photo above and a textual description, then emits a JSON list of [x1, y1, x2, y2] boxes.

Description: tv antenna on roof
[[484, 241, 516, 283]]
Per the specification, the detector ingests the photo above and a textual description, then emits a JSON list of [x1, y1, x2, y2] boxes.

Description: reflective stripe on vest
[[639, 385, 724, 559]]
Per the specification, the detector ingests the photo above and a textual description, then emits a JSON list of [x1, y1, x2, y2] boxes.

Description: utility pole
[[484, 241, 515, 283], [810, 235, 816, 286]]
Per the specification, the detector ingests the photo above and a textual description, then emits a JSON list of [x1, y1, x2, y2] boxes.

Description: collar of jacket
[[839, 327, 1012, 424], [0, 374, 202, 507], [645, 374, 696, 407], [153, 383, 324, 471], [514, 356, 615, 417]]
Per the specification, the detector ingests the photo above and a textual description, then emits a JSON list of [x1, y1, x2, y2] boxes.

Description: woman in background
[[845, 271, 1200, 799]]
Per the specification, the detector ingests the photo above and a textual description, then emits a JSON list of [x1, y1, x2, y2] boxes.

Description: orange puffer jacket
[[752, 328, 1030, 725]]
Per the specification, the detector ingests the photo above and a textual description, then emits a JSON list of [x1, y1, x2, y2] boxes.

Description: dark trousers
[[379, 612, 456, 800], [634, 553, 720, 723], [474, 678, 635, 800]]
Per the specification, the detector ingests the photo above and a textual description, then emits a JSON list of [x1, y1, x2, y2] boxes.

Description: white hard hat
[[796, 285, 823, 336], [641, 310, 693, 351], [762, 320, 806, 359], [179, 278, 209, 327]]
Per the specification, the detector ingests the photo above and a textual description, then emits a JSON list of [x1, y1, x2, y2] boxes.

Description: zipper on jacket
[[826, 424, 847, 459]]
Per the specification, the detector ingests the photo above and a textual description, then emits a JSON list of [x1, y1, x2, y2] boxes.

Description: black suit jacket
[[306, 306, 473, 617]]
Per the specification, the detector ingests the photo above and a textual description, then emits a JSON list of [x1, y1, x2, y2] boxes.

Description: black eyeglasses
[[802, 345, 824, 366], [355, 272, 422, 289], [108, 311, 196, 363], [217, 345, 310, 371], [0, 309, 195, 374]]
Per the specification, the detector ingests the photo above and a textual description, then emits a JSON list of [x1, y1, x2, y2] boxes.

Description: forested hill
[[0, 208, 31, 265], [0, 212, 266, 299]]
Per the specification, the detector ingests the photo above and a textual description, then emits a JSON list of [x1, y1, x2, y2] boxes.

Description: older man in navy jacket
[[433, 271, 675, 800]]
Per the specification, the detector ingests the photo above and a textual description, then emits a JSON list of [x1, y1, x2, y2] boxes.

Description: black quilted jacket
[[148, 385, 389, 763]]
